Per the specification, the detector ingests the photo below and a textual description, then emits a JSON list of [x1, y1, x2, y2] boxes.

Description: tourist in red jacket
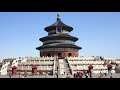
[[79, 72, 83, 78]]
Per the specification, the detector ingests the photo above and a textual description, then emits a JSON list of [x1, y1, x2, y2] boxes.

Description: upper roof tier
[[44, 14, 73, 32]]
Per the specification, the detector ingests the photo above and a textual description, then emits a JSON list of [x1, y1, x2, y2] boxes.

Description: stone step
[[63, 60, 72, 75]]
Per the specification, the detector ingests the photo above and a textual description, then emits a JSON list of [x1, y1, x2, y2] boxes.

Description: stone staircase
[[64, 59, 72, 75], [7, 61, 13, 72], [0, 62, 10, 75], [59, 59, 65, 75], [55, 59, 60, 75]]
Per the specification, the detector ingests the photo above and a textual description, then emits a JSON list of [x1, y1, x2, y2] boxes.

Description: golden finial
[[57, 13, 60, 18]]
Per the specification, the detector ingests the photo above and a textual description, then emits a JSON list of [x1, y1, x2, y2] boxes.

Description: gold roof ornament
[[57, 13, 60, 18]]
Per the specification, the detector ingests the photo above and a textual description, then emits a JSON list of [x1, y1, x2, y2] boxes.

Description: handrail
[[67, 59, 73, 75], [53, 57, 56, 78], [0, 62, 10, 75]]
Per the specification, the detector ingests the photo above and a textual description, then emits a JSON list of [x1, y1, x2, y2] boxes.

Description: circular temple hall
[[36, 13, 82, 58]]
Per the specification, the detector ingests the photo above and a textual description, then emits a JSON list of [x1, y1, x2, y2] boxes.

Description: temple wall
[[40, 51, 78, 58]]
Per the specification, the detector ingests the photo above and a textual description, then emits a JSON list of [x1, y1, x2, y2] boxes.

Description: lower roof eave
[[36, 46, 82, 50]]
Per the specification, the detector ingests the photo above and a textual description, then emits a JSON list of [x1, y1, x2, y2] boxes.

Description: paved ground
[[0, 73, 120, 78]]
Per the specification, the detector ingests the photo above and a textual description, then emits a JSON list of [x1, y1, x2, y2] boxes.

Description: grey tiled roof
[[44, 18, 73, 32], [40, 33, 78, 42]]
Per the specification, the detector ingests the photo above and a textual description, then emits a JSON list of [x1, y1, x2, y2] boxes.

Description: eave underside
[[40, 34, 78, 42], [36, 44, 82, 50]]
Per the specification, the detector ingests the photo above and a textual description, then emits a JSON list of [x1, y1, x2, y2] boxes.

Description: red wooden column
[[31, 65, 37, 75], [11, 66, 17, 75]]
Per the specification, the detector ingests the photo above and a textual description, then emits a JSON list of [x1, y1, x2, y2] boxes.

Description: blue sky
[[0, 12, 120, 60]]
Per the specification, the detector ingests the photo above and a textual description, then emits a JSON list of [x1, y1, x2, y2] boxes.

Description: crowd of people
[[99, 71, 113, 78], [73, 72, 84, 78], [73, 70, 90, 78], [7, 70, 113, 78], [73, 70, 113, 78], [9, 71, 28, 78]]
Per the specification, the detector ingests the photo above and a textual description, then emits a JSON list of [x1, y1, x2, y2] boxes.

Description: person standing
[[55, 72, 58, 78], [22, 75, 24, 78], [64, 72, 65, 75], [9, 73, 12, 78], [83, 69, 85, 75], [79, 72, 83, 78], [86, 75, 88, 78], [73, 73, 76, 78], [77, 72, 79, 78], [84, 70, 87, 76], [18, 72, 21, 78], [108, 70, 111, 74], [57, 74, 58, 78], [87, 70, 89, 75], [104, 73, 107, 76], [24, 71, 28, 77], [66, 74, 70, 78], [110, 75, 113, 78]]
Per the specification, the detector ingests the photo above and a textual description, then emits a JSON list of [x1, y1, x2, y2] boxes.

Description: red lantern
[[31, 65, 37, 75], [88, 65, 93, 69], [11, 66, 17, 75], [88, 65, 93, 78], [107, 64, 112, 70]]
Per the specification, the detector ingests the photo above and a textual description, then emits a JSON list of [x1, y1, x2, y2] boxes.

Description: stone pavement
[[0, 73, 120, 78]]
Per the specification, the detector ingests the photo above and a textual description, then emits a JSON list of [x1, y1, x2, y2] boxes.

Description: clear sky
[[0, 12, 120, 60]]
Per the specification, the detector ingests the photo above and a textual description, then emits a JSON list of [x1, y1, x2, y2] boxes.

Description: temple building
[[36, 13, 82, 58]]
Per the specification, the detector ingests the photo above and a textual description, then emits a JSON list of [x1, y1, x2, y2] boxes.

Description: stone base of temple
[[1, 56, 118, 77]]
